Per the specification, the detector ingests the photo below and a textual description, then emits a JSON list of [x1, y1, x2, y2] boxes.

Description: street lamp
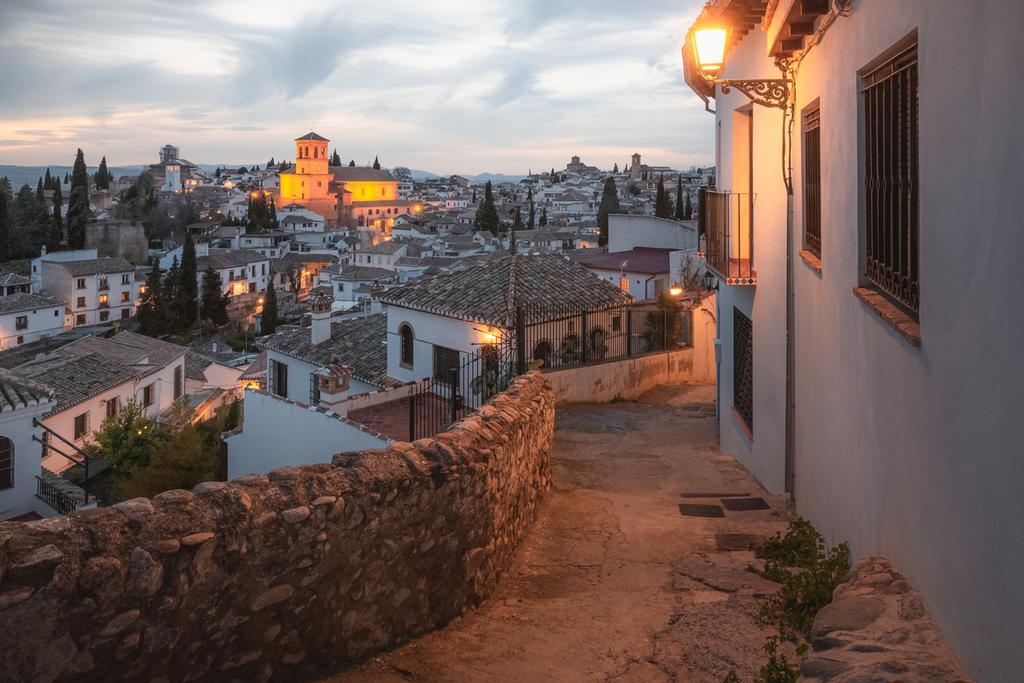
[[690, 23, 790, 110]]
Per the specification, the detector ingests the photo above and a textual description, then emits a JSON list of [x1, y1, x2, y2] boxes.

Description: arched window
[[532, 341, 551, 368], [399, 324, 414, 367], [0, 436, 12, 490]]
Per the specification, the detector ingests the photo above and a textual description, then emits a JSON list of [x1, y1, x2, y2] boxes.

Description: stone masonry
[[0, 372, 554, 682]]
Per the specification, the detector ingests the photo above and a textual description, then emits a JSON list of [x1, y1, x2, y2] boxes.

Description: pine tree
[[527, 188, 536, 228], [96, 156, 110, 190], [613, 163, 619, 174], [372, 155, 381, 170], [597, 177, 620, 247], [654, 176, 674, 219], [674, 176, 686, 220], [66, 148, 90, 248], [180, 233, 198, 326], [473, 181, 500, 233], [36, 177, 45, 203], [331, 149, 341, 166], [348, 160, 355, 167], [49, 184, 63, 249], [683, 192, 693, 220], [200, 267, 228, 326], [472, 188, 477, 203], [261, 278, 279, 335], [0, 186, 8, 262], [137, 261, 163, 336], [539, 207, 548, 226]]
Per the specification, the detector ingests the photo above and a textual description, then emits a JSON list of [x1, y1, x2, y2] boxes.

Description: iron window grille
[[0, 437, 12, 489], [433, 346, 461, 386], [733, 308, 753, 433], [862, 40, 919, 314], [803, 104, 822, 255]]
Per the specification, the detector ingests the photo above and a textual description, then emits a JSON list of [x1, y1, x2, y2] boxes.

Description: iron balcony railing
[[36, 475, 79, 515], [698, 187, 757, 285]]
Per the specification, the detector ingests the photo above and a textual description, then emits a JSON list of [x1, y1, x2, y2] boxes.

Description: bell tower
[[294, 132, 329, 176]]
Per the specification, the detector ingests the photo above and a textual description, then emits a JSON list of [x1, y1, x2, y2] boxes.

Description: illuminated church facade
[[277, 132, 412, 231]]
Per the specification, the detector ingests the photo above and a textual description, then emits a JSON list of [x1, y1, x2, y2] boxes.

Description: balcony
[[698, 188, 757, 285]]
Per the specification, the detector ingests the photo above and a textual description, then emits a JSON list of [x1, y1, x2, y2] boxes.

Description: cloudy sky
[[0, 0, 711, 174]]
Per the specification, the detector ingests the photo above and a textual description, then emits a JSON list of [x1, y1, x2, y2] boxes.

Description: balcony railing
[[698, 188, 757, 285], [36, 475, 79, 515]]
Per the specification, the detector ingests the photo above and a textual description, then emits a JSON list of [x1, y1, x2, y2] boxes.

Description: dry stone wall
[[0, 373, 554, 682]]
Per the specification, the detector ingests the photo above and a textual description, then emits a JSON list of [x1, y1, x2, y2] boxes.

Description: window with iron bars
[[862, 38, 919, 315], [803, 103, 822, 256], [732, 308, 753, 433]]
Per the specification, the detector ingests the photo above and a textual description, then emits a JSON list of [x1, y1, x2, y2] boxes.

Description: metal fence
[[36, 476, 79, 515], [698, 187, 756, 281], [408, 299, 695, 439]]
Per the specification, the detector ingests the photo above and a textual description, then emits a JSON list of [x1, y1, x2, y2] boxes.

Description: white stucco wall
[[226, 389, 389, 478], [0, 399, 56, 520], [0, 304, 65, 350], [708, 3, 1024, 678], [266, 349, 376, 405], [608, 215, 697, 252], [385, 307, 487, 384]]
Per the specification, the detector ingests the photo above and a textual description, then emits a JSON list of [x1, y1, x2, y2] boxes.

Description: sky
[[0, 0, 711, 174]]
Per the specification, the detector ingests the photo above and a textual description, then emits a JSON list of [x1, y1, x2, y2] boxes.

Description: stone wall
[[0, 373, 554, 682]]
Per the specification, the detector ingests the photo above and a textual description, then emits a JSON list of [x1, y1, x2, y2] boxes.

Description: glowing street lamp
[[687, 22, 789, 110], [691, 26, 728, 79], [669, 286, 684, 297]]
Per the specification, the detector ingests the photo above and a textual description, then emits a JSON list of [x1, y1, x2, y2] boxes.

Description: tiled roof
[[0, 367, 53, 413], [13, 351, 139, 413], [349, 199, 413, 208], [295, 132, 329, 141], [0, 292, 62, 315], [185, 352, 214, 381], [378, 253, 632, 326], [332, 168, 395, 183], [196, 249, 268, 270], [56, 257, 134, 276], [325, 265, 396, 282], [57, 332, 185, 376], [259, 313, 397, 388], [0, 273, 32, 287], [239, 351, 267, 380], [571, 247, 673, 275], [361, 241, 405, 255]]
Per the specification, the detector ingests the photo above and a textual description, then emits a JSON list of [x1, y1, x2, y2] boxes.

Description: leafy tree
[[654, 176, 674, 219], [473, 181, 500, 233], [261, 278, 279, 334], [526, 188, 536, 228], [96, 156, 110, 190], [66, 148, 90, 248], [180, 233, 198, 325], [331, 149, 341, 166], [642, 293, 682, 352], [49, 184, 64, 249], [597, 177, 620, 247], [90, 401, 169, 475], [372, 155, 381, 170], [266, 157, 276, 169], [200, 266, 228, 325], [539, 207, 547, 226]]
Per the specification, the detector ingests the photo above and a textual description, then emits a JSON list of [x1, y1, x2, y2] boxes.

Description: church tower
[[630, 152, 643, 180], [294, 132, 329, 176], [277, 131, 339, 225]]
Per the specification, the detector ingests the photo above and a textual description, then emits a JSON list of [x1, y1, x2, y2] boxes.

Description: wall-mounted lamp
[[669, 286, 684, 297], [690, 23, 791, 109], [702, 270, 719, 292]]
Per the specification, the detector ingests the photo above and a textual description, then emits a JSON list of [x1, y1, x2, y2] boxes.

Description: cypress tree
[[372, 155, 381, 171], [654, 176, 674, 219], [597, 177, 620, 247], [180, 233, 198, 325], [63, 172, 69, 184], [0, 186, 8, 262], [200, 266, 228, 326], [527, 188, 536, 229], [96, 156, 110, 190], [44, 168, 52, 190], [674, 177, 686, 220], [36, 177, 45, 203], [49, 184, 64, 249], [261, 278, 279, 335], [138, 261, 163, 336], [161, 256, 182, 333], [539, 207, 547, 226], [613, 162, 619, 174], [683, 192, 693, 220], [512, 206, 524, 233], [473, 181, 499, 233], [66, 148, 90, 248], [348, 160, 355, 167], [331, 149, 341, 166]]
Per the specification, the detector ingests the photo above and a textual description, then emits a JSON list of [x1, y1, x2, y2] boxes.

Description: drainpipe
[[785, 187, 795, 499]]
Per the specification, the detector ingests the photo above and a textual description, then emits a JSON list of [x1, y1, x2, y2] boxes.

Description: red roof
[[573, 247, 672, 274]]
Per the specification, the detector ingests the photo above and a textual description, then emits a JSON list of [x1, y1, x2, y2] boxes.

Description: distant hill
[[0, 165, 145, 188]]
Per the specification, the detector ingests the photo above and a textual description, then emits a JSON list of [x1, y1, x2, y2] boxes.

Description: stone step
[[40, 468, 89, 504]]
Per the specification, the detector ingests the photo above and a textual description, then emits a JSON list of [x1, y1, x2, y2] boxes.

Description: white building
[[40, 256, 138, 327], [0, 293, 66, 350], [30, 247, 98, 293], [683, 1, 1024, 678], [196, 249, 270, 298], [12, 332, 186, 473], [0, 370, 61, 521]]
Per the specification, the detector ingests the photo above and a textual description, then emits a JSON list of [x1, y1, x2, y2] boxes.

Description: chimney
[[310, 292, 332, 345], [315, 360, 351, 412]]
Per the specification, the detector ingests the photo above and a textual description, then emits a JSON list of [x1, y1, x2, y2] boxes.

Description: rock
[[116, 632, 141, 661], [281, 506, 311, 524], [251, 584, 294, 612], [311, 496, 336, 507], [0, 586, 33, 609], [267, 467, 302, 481], [99, 609, 140, 637], [281, 650, 305, 665], [113, 497, 156, 521], [715, 532, 767, 551], [812, 597, 885, 638], [221, 650, 262, 670], [193, 481, 227, 496], [150, 539, 181, 555], [263, 625, 282, 643], [80, 556, 125, 602], [801, 654, 853, 680], [180, 532, 215, 546], [152, 489, 195, 506], [8, 544, 64, 578], [126, 547, 164, 599]]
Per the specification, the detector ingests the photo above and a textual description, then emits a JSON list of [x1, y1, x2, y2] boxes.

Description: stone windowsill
[[852, 287, 921, 348], [730, 406, 753, 441], [799, 249, 822, 274]]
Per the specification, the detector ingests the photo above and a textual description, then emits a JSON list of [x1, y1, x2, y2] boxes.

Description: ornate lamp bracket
[[716, 78, 789, 109]]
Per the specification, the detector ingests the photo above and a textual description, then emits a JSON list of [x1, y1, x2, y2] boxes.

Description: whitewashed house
[[30, 247, 97, 293], [683, 1, 1024, 678], [196, 249, 270, 298], [40, 256, 138, 327], [0, 370, 60, 521], [0, 293, 66, 350]]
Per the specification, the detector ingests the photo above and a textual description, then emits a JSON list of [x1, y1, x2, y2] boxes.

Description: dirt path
[[326, 384, 792, 682]]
